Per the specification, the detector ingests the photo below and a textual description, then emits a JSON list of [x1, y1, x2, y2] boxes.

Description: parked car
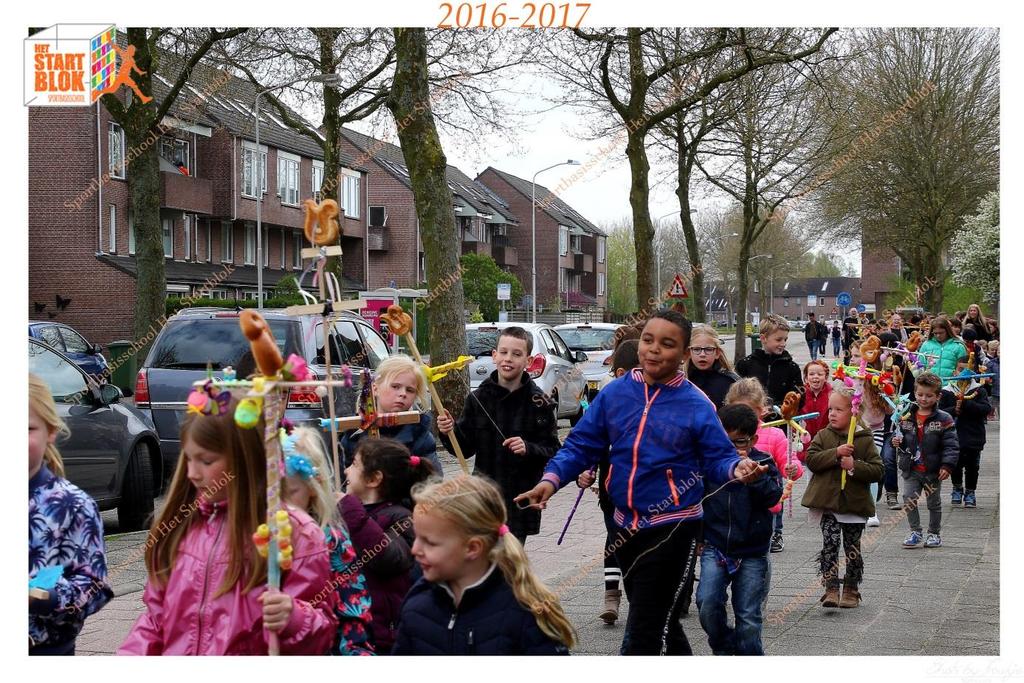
[[29, 321, 109, 379], [29, 337, 163, 531], [135, 307, 393, 481], [465, 322, 587, 424], [554, 323, 625, 399], [786, 318, 807, 331]]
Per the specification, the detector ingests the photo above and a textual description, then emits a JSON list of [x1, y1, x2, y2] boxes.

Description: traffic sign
[[668, 274, 689, 299], [832, 307, 839, 316], [497, 283, 511, 301], [836, 291, 852, 307], [856, 303, 867, 313]]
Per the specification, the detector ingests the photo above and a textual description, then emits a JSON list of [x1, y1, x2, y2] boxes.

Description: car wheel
[[119, 442, 156, 532]]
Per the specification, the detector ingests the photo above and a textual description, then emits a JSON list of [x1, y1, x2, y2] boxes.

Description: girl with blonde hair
[[684, 323, 738, 409], [393, 474, 574, 654], [29, 374, 113, 655]]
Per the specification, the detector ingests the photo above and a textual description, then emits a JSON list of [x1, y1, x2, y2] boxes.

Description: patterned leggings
[[816, 513, 865, 589]]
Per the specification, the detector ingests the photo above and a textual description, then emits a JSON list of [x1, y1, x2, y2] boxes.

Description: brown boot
[[820, 585, 840, 608], [600, 589, 621, 624], [839, 584, 861, 608]]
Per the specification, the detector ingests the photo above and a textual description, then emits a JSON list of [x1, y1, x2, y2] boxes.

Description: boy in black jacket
[[736, 314, 803, 411], [696, 404, 784, 656], [938, 359, 991, 508], [438, 327, 562, 546]]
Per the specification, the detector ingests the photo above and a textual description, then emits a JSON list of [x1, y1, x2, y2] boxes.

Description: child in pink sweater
[[725, 379, 803, 552]]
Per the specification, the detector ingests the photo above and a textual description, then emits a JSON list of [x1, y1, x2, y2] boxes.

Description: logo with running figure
[[25, 25, 151, 106]]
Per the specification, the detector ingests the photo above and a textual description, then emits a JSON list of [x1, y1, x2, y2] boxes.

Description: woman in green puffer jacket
[[919, 316, 967, 379]]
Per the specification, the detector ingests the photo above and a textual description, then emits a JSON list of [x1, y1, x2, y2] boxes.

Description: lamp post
[[254, 73, 343, 308], [531, 160, 579, 322]]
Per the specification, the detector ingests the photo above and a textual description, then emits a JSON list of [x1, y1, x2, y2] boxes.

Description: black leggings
[[952, 448, 982, 491], [616, 520, 700, 655], [817, 513, 865, 589]]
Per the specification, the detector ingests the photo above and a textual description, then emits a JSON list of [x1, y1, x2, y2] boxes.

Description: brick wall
[[861, 235, 900, 311]]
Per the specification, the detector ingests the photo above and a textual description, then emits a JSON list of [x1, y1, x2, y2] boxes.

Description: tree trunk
[[626, 129, 656, 311], [733, 236, 752, 366], [128, 139, 165, 343], [388, 27, 467, 420], [315, 30, 346, 286], [675, 118, 704, 321]]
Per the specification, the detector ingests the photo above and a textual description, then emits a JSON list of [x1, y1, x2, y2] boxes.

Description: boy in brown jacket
[[802, 384, 884, 608]]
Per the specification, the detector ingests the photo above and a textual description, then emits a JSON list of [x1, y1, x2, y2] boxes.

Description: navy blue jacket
[[543, 369, 740, 530], [938, 384, 991, 451], [341, 413, 444, 477], [894, 406, 959, 475], [392, 565, 569, 655], [701, 447, 784, 558]]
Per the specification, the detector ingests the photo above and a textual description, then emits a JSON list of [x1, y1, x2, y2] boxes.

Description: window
[[183, 214, 191, 261], [221, 221, 234, 262], [598, 272, 605, 296], [37, 326, 64, 350], [159, 137, 189, 171], [244, 224, 256, 265], [358, 323, 391, 368], [559, 226, 569, 256], [241, 141, 267, 197], [316, 321, 366, 366], [59, 327, 90, 354], [342, 171, 360, 219], [205, 220, 212, 262], [29, 342, 87, 401], [784, 297, 789, 307], [570, 233, 582, 254], [162, 218, 173, 257], [293, 233, 303, 269], [128, 210, 135, 255], [312, 160, 324, 200], [277, 151, 300, 206], [597, 237, 605, 263], [108, 122, 125, 179], [108, 205, 116, 253], [820, 297, 826, 307]]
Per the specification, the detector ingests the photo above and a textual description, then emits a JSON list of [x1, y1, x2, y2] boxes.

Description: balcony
[[493, 245, 518, 267], [367, 226, 388, 251], [461, 241, 492, 258], [573, 252, 594, 273], [160, 171, 213, 215]]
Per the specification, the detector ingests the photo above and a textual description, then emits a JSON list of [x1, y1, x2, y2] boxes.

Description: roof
[[117, 33, 362, 169], [339, 127, 517, 223], [479, 167, 605, 237], [97, 255, 365, 292], [775, 277, 862, 298]]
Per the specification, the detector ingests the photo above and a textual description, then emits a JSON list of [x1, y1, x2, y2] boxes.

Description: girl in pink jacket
[[724, 379, 804, 553], [119, 395, 337, 655]]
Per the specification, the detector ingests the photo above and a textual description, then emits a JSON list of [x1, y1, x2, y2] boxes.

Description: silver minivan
[[465, 322, 587, 424]]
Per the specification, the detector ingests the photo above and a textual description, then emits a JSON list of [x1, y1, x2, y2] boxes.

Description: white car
[[554, 323, 626, 399], [465, 322, 587, 424]]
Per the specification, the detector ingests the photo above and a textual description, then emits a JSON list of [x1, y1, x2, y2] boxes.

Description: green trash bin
[[749, 334, 762, 351], [106, 340, 137, 395]]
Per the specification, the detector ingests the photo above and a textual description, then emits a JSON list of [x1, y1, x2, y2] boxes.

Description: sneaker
[[886, 492, 901, 510], [924, 533, 942, 548], [866, 515, 880, 527], [770, 531, 785, 553], [964, 491, 977, 508], [903, 531, 923, 548], [951, 488, 963, 506]]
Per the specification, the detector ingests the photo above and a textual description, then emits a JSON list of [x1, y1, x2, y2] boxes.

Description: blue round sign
[[836, 291, 852, 307], [856, 304, 867, 313]]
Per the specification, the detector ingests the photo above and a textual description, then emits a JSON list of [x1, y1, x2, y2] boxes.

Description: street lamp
[[254, 72, 343, 308], [531, 160, 580, 322]]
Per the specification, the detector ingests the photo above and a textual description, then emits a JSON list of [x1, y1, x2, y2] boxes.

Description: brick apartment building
[[475, 167, 607, 312], [337, 127, 520, 290], [860, 233, 901, 314], [29, 52, 369, 345]]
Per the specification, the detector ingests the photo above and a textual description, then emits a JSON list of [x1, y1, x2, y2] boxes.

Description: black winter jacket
[[441, 371, 562, 537], [392, 565, 569, 655], [735, 348, 803, 408], [893, 407, 959, 476], [701, 447, 784, 558], [685, 363, 739, 410], [938, 384, 991, 451]]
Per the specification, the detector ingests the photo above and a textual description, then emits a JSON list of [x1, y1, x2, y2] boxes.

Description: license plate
[[587, 381, 600, 391]]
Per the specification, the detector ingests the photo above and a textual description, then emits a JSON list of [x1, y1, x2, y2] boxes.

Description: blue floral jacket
[[29, 465, 113, 651], [325, 523, 374, 655]]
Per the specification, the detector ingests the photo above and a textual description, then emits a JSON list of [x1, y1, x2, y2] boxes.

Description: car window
[[549, 330, 574, 361], [539, 330, 559, 356], [36, 326, 64, 351], [315, 320, 368, 367], [148, 318, 301, 370], [357, 323, 391, 369], [557, 327, 617, 352], [59, 327, 90, 354], [29, 341, 88, 400]]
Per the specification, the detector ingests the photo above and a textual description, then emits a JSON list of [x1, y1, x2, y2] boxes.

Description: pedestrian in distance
[[805, 312, 822, 360], [516, 310, 769, 655], [831, 321, 842, 357], [337, 438, 435, 653], [392, 475, 573, 655], [29, 374, 113, 655], [119, 394, 337, 655]]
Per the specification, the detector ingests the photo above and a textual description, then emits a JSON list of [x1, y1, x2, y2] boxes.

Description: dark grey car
[[135, 307, 392, 481], [29, 338, 163, 531]]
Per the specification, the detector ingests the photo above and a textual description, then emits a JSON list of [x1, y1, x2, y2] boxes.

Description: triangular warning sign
[[668, 274, 689, 299]]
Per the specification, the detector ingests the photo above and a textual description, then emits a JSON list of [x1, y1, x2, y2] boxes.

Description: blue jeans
[[773, 511, 783, 532], [696, 549, 770, 655], [807, 341, 818, 360], [881, 440, 899, 493], [832, 338, 841, 356]]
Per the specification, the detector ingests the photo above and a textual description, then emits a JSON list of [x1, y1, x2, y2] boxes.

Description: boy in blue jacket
[[696, 404, 783, 656], [517, 310, 767, 656]]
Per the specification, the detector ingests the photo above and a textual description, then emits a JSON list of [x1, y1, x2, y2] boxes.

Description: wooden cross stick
[[320, 410, 422, 432]]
